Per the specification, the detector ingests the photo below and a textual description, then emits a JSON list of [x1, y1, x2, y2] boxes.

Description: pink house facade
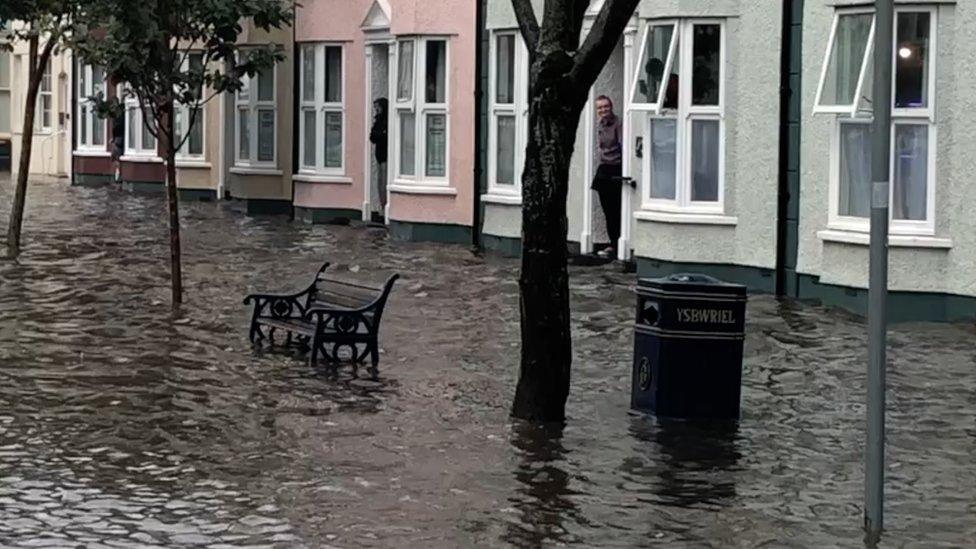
[[294, 0, 476, 243]]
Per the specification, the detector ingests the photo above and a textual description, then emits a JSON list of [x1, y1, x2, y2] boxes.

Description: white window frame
[[823, 6, 937, 236], [36, 62, 53, 133], [298, 42, 346, 176], [813, 8, 876, 117], [235, 61, 277, 168], [76, 63, 106, 150], [174, 52, 206, 161], [393, 36, 451, 187], [124, 96, 158, 157], [637, 19, 726, 215], [629, 19, 680, 114], [487, 30, 529, 197]]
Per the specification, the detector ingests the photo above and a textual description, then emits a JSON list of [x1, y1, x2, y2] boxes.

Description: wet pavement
[[0, 177, 974, 548]]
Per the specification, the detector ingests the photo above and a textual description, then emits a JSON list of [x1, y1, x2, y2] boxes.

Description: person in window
[[369, 98, 389, 221], [592, 95, 622, 259]]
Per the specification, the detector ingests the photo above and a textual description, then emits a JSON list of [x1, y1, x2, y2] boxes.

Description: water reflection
[[624, 417, 740, 510], [503, 421, 581, 547]]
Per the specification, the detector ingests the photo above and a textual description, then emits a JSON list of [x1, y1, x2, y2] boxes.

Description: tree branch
[[511, 0, 540, 53], [569, 0, 640, 90]]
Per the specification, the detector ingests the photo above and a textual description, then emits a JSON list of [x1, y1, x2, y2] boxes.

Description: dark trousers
[[593, 164, 622, 248]]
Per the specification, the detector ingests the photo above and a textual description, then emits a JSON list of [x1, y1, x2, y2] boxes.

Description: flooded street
[[0, 178, 974, 547]]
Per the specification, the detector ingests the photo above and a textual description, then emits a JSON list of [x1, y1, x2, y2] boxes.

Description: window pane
[[692, 24, 721, 106], [92, 66, 105, 97], [821, 13, 873, 107], [41, 95, 52, 128], [893, 124, 928, 220], [128, 107, 137, 150], [0, 92, 8, 134], [238, 75, 249, 101], [238, 110, 250, 160], [0, 52, 10, 88], [80, 105, 89, 145], [188, 110, 203, 155], [397, 41, 414, 101], [496, 114, 516, 185], [425, 40, 446, 103], [634, 24, 675, 105], [93, 111, 104, 146], [324, 111, 342, 168], [257, 68, 274, 102], [495, 35, 515, 104], [302, 45, 316, 103], [399, 111, 415, 176], [838, 122, 871, 217], [324, 46, 342, 103], [303, 109, 316, 167], [41, 65, 51, 92], [690, 119, 720, 202], [257, 108, 275, 162], [425, 113, 446, 176], [895, 12, 930, 109], [76, 62, 86, 96], [142, 109, 155, 150], [649, 118, 677, 199]]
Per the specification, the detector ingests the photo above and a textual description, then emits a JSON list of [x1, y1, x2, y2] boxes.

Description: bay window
[[77, 63, 106, 150], [488, 31, 529, 196], [299, 43, 344, 174], [174, 53, 205, 159], [816, 7, 936, 234], [36, 63, 52, 132], [631, 20, 725, 213], [236, 63, 276, 167], [395, 37, 449, 185]]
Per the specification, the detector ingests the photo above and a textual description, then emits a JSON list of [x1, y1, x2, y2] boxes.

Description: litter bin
[[631, 273, 747, 420]]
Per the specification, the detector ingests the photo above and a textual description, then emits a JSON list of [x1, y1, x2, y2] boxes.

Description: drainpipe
[[471, 0, 486, 250], [774, 0, 796, 296], [217, 75, 225, 198]]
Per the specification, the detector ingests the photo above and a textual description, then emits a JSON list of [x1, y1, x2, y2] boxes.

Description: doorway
[[364, 42, 391, 224], [583, 37, 628, 258]]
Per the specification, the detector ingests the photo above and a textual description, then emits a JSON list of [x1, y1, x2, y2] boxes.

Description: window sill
[[73, 149, 111, 158], [482, 192, 522, 205], [389, 182, 457, 196], [176, 160, 212, 169], [230, 166, 283, 176], [634, 210, 737, 226], [818, 229, 953, 249], [120, 155, 164, 163], [293, 173, 353, 184]]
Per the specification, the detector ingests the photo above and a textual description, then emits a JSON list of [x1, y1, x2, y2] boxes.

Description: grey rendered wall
[[630, 0, 782, 272], [797, 2, 974, 297]]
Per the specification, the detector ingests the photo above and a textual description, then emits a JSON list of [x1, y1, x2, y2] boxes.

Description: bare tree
[[510, 0, 639, 421]]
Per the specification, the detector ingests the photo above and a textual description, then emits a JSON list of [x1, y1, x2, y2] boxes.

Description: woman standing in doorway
[[592, 95, 622, 259], [369, 98, 389, 223]]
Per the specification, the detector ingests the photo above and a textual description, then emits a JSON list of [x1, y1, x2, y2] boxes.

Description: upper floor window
[[488, 31, 529, 196], [815, 7, 936, 235], [175, 52, 205, 159], [395, 37, 449, 185], [77, 63, 106, 150], [631, 19, 725, 213], [236, 62, 276, 167], [299, 43, 344, 174]]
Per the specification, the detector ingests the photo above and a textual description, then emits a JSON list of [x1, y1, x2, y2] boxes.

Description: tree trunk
[[6, 35, 45, 259], [162, 103, 183, 305], [512, 51, 586, 422]]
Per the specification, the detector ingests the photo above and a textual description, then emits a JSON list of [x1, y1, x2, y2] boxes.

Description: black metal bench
[[244, 261, 399, 370]]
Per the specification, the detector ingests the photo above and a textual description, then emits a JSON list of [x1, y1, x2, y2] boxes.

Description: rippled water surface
[[0, 177, 974, 547]]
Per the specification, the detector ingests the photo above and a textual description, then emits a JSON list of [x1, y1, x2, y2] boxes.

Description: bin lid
[[638, 273, 747, 297]]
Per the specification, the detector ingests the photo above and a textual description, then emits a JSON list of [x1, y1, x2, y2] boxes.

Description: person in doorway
[[368, 98, 389, 222], [592, 95, 622, 259]]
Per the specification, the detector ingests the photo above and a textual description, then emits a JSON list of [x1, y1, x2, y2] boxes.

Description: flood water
[[0, 178, 974, 548]]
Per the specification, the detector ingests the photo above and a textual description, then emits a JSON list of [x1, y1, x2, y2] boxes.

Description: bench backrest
[[311, 277, 383, 310]]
